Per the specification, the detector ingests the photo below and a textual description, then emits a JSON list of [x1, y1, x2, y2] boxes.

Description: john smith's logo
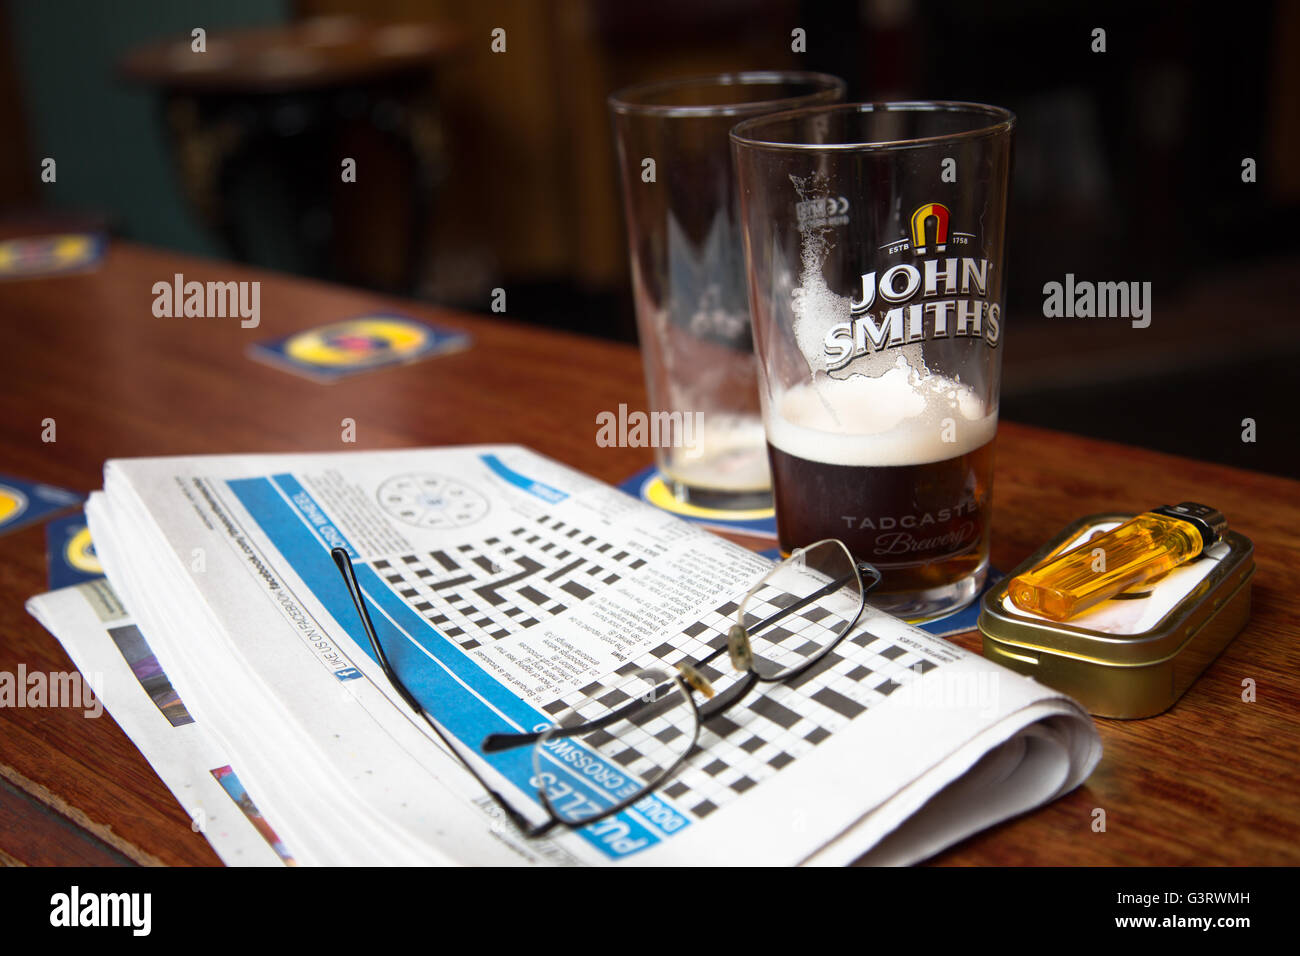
[[911, 202, 949, 252], [879, 202, 975, 256], [824, 202, 1000, 371]]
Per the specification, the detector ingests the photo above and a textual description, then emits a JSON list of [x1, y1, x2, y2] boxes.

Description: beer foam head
[[791, 242, 851, 372], [781, 201, 994, 465], [791, 227, 929, 381], [768, 355, 997, 467]]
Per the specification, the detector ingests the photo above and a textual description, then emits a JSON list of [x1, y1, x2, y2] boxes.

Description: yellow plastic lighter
[[1008, 502, 1227, 621]]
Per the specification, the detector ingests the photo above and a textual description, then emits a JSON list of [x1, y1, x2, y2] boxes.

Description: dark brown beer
[[763, 371, 998, 618], [768, 438, 995, 598]]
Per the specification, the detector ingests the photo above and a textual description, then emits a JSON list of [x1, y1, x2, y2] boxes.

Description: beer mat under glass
[[619, 464, 778, 538]]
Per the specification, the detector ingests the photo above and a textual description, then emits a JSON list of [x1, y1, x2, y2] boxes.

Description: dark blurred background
[[2, 0, 1296, 477]]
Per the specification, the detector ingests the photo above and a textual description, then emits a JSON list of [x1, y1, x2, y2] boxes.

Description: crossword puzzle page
[[91, 445, 1099, 865]]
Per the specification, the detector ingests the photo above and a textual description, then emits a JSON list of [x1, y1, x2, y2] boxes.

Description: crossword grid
[[372, 517, 945, 825], [371, 514, 650, 651], [538, 582, 940, 822]]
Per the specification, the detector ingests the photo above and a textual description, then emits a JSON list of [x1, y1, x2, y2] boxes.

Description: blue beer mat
[[248, 313, 471, 382], [46, 509, 104, 589], [618, 465, 777, 537], [0, 473, 84, 539]]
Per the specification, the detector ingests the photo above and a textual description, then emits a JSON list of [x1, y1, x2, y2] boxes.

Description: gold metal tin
[[979, 512, 1255, 719]]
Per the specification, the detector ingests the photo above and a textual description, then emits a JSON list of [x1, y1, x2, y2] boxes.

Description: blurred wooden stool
[[121, 17, 462, 294]]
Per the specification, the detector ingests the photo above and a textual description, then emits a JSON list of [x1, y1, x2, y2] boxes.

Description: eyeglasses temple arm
[[742, 562, 880, 632], [331, 548, 421, 712], [482, 683, 678, 752], [329, 548, 552, 838]]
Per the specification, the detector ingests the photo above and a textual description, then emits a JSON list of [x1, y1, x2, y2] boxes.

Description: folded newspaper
[[27, 446, 1101, 866]]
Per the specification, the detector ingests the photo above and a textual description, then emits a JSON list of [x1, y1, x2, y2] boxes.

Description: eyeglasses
[[332, 539, 879, 838]]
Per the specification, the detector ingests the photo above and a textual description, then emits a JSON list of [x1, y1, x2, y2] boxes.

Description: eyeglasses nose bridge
[[675, 661, 716, 699], [727, 623, 753, 672]]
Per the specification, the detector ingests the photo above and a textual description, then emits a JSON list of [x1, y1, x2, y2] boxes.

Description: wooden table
[[2, 240, 1297, 866]]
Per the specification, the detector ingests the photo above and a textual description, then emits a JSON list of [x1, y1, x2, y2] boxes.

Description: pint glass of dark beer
[[731, 103, 1015, 620]]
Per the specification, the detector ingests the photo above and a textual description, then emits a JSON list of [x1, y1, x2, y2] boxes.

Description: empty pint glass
[[732, 102, 1015, 620], [609, 72, 844, 508]]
